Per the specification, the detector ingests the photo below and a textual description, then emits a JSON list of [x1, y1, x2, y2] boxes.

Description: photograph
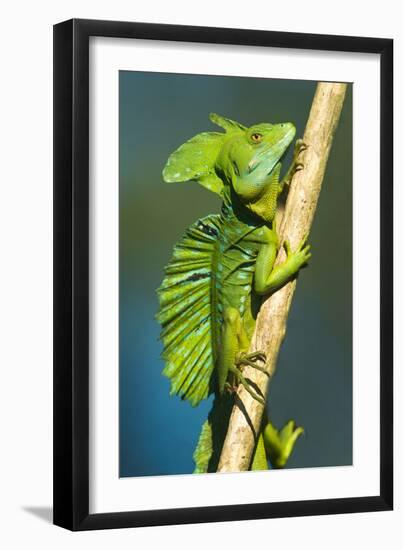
[[119, 72, 353, 478]]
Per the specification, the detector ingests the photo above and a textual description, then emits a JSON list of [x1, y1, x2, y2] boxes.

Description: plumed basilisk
[[156, 113, 308, 472]]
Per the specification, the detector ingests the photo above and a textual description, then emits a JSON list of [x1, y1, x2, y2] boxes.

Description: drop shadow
[[22, 506, 53, 524]]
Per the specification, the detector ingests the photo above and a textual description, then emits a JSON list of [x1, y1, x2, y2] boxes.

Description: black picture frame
[[53, 18, 393, 531]]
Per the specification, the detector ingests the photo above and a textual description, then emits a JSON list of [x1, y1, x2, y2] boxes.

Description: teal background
[[119, 71, 352, 477]]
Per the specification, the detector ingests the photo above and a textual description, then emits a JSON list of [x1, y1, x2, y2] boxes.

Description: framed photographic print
[[53, 18, 393, 530]]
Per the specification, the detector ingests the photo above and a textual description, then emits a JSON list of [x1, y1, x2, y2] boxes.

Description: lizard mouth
[[246, 130, 295, 177], [247, 149, 287, 177]]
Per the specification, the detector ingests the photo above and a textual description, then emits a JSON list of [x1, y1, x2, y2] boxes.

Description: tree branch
[[217, 82, 347, 472]]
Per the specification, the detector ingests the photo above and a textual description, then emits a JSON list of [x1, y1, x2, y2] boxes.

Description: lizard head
[[215, 121, 296, 206], [162, 113, 296, 221]]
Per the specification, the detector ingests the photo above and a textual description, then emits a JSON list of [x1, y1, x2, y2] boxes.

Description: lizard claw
[[295, 139, 308, 154], [224, 381, 237, 394], [297, 232, 310, 251], [284, 239, 292, 256]]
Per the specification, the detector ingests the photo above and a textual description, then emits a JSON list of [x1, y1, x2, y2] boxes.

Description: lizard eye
[[250, 132, 263, 143]]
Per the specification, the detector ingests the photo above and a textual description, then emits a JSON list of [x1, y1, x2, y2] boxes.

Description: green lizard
[[156, 113, 308, 472]]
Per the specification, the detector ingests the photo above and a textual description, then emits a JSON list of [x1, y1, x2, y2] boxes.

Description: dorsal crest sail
[[156, 214, 221, 406]]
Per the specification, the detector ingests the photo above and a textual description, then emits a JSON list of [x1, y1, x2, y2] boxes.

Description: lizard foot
[[294, 138, 308, 157], [280, 138, 308, 187], [283, 233, 312, 270], [235, 350, 270, 376], [263, 420, 304, 468], [228, 364, 266, 406], [224, 381, 237, 394], [290, 139, 308, 174]]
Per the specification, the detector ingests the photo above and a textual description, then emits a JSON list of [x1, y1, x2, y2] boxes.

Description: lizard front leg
[[254, 235, 311, 296]]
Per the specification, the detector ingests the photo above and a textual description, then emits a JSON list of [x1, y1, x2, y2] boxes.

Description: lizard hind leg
[[218, 306, 266, 405]]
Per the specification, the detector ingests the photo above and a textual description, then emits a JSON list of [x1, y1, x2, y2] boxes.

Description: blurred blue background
[[119, 71, 352, 477]]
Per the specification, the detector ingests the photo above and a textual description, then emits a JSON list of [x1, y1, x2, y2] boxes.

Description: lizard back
[[211, 204, 263, 360]]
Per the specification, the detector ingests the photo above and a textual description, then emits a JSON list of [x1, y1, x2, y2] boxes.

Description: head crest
[[162, 113, 246, 195]]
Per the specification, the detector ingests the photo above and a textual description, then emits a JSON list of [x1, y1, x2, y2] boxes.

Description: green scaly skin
[[157, 113, 308, 472]]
